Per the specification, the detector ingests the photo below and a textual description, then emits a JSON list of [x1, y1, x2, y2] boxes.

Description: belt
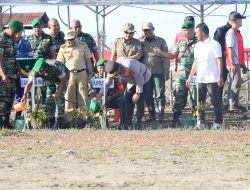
[[69, 68, 86, 74]]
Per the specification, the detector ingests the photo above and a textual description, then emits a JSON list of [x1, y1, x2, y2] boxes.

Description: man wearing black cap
[[225, 12, 246, 112], [0, 20, 24, 128], [214, 11, 235, 109], [98, 59, 151, 130]]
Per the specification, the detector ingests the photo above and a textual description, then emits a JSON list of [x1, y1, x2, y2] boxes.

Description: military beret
[[182, 21, 194, 29], [33, 58, 46, 72], [32, 17, 43, 28], [96, 58, 107, 67], [105, 61, 119, 74], [8, 20, 23, 32]]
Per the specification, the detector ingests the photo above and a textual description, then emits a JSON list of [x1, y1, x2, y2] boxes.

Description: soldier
[[48, 18, 65, 55], [57, 30, 92, 125], [21, 58, 68, 129], [0, 20, 24, 128], [139, 22, 170, 122], [70, 19, 99, 67], [154, 21, 197, 128], [26, 17, 57, 104], [26, 17, 56, 59], [111, 22, 142, 61]]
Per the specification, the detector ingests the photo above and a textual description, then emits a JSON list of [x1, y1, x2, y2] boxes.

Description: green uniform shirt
[[50, 31, 65, 54], [0, 30, 17, 78], [173, 36, 197, 82], [140, 35, 168, 74], [173, 36, 197, 67], [111, 37, 142, 59], [29, 60, 68, 84], [77, 31, 97, 53], [26, 31, 55, 59]]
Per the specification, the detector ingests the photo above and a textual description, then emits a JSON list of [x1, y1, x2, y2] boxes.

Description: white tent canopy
[[0, 0, 250, 6]]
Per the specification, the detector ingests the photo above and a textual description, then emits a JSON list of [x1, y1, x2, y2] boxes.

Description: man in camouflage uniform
[[111, 22, 142, 61], [70, 19, 99, 67], [139, 22, 170, 122], [154, 21, 197, 128], [0, 20, 24, 128], [48, 18, 65, 55], [26, 18, 56, 59], [26, 17, 57, 104], [21, 58, 68, 129]]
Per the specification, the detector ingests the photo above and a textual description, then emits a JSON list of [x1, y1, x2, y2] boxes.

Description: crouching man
[[21, 58, 68, 129], [97, 59, 151, 130], [89, 58, 124, 122]]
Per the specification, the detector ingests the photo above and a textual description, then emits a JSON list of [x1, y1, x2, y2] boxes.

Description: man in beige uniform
[[57, 30, 92, 123], [111, 22, 142, 61]]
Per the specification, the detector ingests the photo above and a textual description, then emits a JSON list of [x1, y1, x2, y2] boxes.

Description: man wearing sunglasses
[[110, 22, 142, 61]]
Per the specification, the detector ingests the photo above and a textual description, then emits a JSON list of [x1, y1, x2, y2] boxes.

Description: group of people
[[0, 10, 247, 130]]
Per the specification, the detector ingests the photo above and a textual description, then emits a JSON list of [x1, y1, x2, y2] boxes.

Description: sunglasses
[[143, 29, 152, 32], [124, 31, 134, 35]]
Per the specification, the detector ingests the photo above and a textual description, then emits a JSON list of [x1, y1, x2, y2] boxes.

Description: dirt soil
[[0, 129, 250, 190]]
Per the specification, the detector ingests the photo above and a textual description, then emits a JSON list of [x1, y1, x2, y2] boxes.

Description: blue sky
[[4, 4, 250, 48]]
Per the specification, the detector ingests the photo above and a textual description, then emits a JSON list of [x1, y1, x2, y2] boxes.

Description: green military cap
[[32, 17, 42, 28], [8, 20, 23, 32], [96, 58, 107, 67], [182, 21, 194, 29], [33, 58, 46, 72]]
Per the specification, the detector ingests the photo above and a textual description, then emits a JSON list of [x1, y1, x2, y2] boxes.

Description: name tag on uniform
[[21, 77, 44, 87], [92, 78, 114, 88], [190, 76, 196, 86]]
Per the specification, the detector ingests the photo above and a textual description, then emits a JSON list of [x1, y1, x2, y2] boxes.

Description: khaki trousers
[[65, 71, 88, 122]]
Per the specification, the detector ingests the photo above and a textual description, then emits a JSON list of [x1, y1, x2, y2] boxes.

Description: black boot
[[55, 117, 66, 129], [135, 117, 142, 130], [3, 115, 11, 129], [48, 118, 55, 129], [157, 101, 165, 122], [0, 116, 3, 129], [146, 110, 156, 123], [172, 112, 181, 128]]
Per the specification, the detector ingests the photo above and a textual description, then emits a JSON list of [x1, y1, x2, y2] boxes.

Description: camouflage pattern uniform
[[26, 31, 55, 59], [29, 60, 68, 128], [172, 36, 197, 118], [50, 31, 65, 54], [26, 31, 56, 104], [77, 31, 96, 66], [0, 30, 17, 128]]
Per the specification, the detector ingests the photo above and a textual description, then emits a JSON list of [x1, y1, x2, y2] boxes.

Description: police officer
[[98, 59, 151, 130], [21, 58, 68, 129], [139, 22, 170, 122], [154, 21, 197, 128], [0, 20, 24, 128]]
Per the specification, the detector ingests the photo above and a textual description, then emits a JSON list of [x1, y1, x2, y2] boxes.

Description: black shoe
[[135, 119, 142, 130], [172, 113, 181, 128], [3, 115, 11, 129], [145, 117, 156, 123]]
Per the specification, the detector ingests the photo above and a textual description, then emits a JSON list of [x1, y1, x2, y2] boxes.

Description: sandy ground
[[0, 129, 250, 190]]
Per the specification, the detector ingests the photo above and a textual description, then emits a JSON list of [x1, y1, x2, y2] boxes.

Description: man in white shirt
[[186, 23, 223, 129]]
